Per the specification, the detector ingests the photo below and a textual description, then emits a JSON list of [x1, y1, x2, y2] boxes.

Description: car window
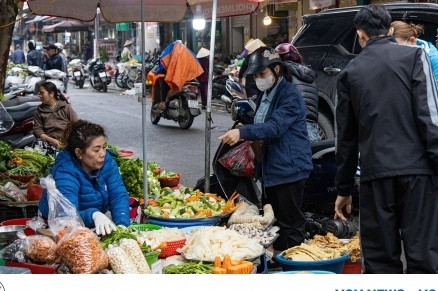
[[295, 15, 360, 55]]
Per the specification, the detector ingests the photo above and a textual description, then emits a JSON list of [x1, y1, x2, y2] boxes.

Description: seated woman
[[33, 81, 78, 155], [38, 120, 130, 235]]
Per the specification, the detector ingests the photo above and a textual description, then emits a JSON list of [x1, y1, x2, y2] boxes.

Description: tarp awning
[[41, 20, 91, 33]]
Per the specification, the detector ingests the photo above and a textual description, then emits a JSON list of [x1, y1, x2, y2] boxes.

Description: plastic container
[[275, 253, 349, 274], [158, 173, 181, 188], [1, 218, 35, 236], [159, 238, 186, 258], [144, 251, 160, 267], [0, 266, 32, 274], [341, 261, 362, 274], [146, 217, 220, 228], [277, 270, 336, 274], [5, 261, 56, 274], [134, 83, 142, 94], [129, 223, 162, 231]]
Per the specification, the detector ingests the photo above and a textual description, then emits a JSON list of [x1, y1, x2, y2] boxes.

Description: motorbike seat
[[213, 65, 225, 75], [4, 101, 41, 122], [2, 96, 41, 107], [311, 138, 335, 158]]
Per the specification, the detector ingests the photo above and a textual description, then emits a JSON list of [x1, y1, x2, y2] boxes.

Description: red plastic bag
[[218, 141, 255, 177]]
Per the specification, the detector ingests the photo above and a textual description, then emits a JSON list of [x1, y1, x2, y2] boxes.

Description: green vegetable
[[163, 261, 213, 274], [99, 226, 137, 249], [0, 141, 13, 163]]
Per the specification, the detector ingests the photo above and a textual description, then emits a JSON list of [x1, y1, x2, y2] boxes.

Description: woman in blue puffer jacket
[[39, 120, 130, 235]]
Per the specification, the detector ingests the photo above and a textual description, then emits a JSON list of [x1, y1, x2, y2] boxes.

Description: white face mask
[[255, 73, 275, 91]]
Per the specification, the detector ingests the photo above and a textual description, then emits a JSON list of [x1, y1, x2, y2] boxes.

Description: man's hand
[[334, 195, 353, 221]]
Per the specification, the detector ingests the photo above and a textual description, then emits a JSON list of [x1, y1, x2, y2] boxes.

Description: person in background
[[334, 4, 438, 273], [27, 40, 45, 69], [238, 39, 266, 102], [10, 44, 25, 64], [33, 81, 78, 155], [121, 40, 133, 62], [44, 43, 64, 71], [389, 20, 438, 86], [276, 43, 319, 142], [38, 119, 131, 235], [197, 47, 210, 110], [235, 38, 253, 60], [219, 46, 313, 254], [55, 43, 69, 93]]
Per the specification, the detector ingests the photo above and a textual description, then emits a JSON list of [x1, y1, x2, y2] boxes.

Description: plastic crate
[[5, 261, 56, 274], [129, 223, 162, 231], [341, 261, 362, 274], [159, 238, 186, 258]]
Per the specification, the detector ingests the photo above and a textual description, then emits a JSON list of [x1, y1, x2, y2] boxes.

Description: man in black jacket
[[334, 5, 438, 273], [44, 43, 64, 71]]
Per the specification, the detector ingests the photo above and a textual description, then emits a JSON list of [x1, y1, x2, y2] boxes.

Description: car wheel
[[318, 112, 335, 140]]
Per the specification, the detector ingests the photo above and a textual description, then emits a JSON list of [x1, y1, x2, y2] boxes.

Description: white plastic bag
[[0, 102, 14, 134], [39, 175, 84, 236]]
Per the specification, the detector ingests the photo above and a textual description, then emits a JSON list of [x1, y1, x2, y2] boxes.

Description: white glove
[[92, 211, 117, 236]]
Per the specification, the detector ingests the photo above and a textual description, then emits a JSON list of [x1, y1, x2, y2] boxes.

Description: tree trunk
[[0, 0, 18, 96]]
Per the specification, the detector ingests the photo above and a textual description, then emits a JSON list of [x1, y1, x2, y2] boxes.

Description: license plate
[[188, 100, 199, 108], [99, 72, 107, 78], [73, 71, 81, 76]]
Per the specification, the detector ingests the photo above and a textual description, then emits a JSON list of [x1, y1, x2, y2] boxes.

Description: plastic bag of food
[[106, 245, 139, 274], [0, 239, 26, 262], [218, 141, 255, 177], [119, 238, 151, 274], [24, 235, 59, 264], [56, 227, 108, 274], [3, 182, 27, 202], [40, 175, 84, 236]]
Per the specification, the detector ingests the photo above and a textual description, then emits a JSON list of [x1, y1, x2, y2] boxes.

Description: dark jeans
[[360, 175, 438, 273], [265, 179, 307, 251]]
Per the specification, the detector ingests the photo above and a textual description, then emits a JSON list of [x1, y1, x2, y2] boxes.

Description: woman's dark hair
[[39, 81, 69, 102], [62, 120, 106, 156], [354, 5, 391, 38]]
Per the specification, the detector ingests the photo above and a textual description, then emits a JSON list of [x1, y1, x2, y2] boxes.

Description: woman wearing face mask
[[38, 120, 130, 235], [218, 47, 313, 253]]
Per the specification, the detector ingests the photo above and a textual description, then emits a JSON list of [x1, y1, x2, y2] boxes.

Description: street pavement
[[67, 80, 232, 187]]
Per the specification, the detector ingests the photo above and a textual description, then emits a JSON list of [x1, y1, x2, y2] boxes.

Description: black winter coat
[[283, 61, 318, 123]]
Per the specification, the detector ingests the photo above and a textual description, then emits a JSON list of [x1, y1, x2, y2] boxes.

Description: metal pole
[[204, 0, 218, 193], [93, 10, 99, 59], [141, 0, 149, 216]]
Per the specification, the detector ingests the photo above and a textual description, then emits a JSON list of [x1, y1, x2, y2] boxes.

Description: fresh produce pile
[[0, 141, 55, 185], [163, 261, 213, 274], [144, 189, 241, 219]]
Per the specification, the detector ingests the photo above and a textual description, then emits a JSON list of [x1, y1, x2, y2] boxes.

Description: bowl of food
[[158, 173, 181, 188]]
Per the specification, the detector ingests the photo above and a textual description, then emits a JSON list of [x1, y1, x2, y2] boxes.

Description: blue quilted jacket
[[38, 150, 130, 228]]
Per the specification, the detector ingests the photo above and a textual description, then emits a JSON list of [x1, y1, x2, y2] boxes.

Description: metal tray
[[0, 225, 26, 240], [184, 250, 266, 263]]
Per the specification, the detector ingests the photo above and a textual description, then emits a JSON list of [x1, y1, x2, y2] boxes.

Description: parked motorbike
[[0, 96, 41, 148], [69, 59, 87, 89], [212, 65, 227, 100], [220, 76, 244, 113], [3, 66, 45, 100], [87, 58, 111, 92], [150, 79, 201, 129], [195, 83, 360, 239], [115, 61, 155, 89]]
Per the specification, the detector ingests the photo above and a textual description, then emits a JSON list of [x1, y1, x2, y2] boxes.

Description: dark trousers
[[360, 175, 438, 274], [200, 81, 208, 107], [265, 179, 307, 251], [152, 76, 170, 105]]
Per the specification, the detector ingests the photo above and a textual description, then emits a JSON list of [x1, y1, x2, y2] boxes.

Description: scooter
[[194, 84, 360, 239], [69, 59, 87, 89], [0, 96, 41, 148], [3, 66, 45, 100], [150, 79, 201, 129], [87, 58, 111, 92], [220, 76, 244, 113]]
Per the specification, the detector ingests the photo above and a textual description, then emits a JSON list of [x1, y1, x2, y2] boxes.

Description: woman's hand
[[218, 129, 241, 146]]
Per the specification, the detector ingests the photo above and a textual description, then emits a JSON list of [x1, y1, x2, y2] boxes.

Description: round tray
[[185, 250, 265, 263], [145, 210, 233, 222]]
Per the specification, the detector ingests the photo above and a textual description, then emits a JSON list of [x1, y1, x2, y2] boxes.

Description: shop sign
[[197, 0, 258, 18], [116, 22, 130, 31]]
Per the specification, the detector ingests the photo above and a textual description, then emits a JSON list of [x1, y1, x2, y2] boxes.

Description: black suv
[[292, 3, 438, 139]]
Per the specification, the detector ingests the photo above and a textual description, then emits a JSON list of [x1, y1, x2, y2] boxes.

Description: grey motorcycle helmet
[[244, 46, 282, 76]]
